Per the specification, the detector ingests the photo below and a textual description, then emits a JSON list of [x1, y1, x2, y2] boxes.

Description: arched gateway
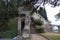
[[18, 6, 31, 39]]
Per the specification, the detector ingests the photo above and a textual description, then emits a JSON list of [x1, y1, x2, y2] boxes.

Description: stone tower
[[18, 6, 31, 39]]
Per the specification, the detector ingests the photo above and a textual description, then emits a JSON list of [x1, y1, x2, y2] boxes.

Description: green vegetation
[[0, 18, 17, 38], [0, 0, 17, 38], [36, 27, 45, 33], [0, 0, 17, 32], [31, 18, 44, 33], [0, 0, 18, 38], [33, 19, 43, 26], [41, 33, 60, 40], [49, 36, 60, 40]]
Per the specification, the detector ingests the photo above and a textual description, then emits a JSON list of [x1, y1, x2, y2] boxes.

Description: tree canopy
[[0, 0, 17, 32], [55, 12, 60, 20]]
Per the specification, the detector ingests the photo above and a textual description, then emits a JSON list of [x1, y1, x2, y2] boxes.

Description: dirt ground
[[30, 34, 48, 40]]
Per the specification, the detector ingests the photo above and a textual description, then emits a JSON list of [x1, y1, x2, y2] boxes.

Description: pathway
[[31, 34, 48, 40]]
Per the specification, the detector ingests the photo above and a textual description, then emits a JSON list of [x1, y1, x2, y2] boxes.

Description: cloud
[[45, 3, 60, 25]]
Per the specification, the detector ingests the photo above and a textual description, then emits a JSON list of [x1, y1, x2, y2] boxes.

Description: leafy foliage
[[55, 12, 60, 19], [0, 18, 17, 38], [0, 0, 17, 32], [48, 0, 60, 7], [31, 18, 43, 26], [36, 27, 45, 33]]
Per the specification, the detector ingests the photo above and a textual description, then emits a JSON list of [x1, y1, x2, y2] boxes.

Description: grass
[[41, 33, 60, 40], [0, 18, 18, 38], [8, 18, 17, 31]]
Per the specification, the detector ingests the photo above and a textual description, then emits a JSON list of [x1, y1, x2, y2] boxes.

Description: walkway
[[31, 34, 48, 40]]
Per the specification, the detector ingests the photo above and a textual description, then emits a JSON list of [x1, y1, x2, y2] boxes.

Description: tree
[[0, 0, 17, 32], [32, 18, 43, 26], [48, 0, 60, 7], [0, 0, 9, 32], [55, 12, 60, 20]]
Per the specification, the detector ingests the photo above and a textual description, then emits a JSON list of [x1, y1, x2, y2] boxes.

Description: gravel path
[[31, 34, 48, 40]]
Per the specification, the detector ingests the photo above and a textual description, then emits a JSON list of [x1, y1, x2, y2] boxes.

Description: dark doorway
[[21, 21, 25, 33]]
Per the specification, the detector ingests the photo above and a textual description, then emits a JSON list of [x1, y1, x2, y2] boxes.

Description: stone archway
[[21, 21, 25, 33]]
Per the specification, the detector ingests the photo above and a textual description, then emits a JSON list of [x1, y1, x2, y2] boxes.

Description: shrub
[[31, 18, 43, 26], [36, 27, 45, 33]]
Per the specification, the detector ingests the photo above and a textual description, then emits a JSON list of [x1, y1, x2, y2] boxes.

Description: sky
[[45, 3, 60, 25], [33, 0, 60, 25]]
